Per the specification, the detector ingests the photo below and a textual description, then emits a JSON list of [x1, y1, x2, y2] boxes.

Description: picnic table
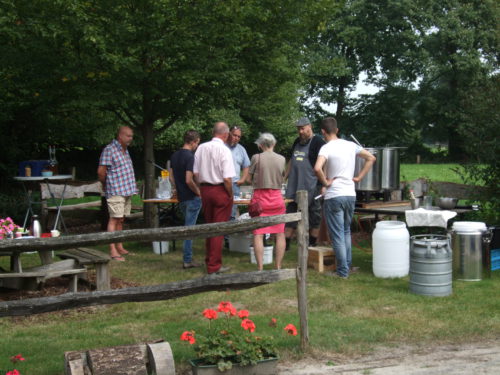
[[0, 239, 110, 291]]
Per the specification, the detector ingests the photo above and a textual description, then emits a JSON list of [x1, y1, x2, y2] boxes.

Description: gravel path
[[278, 341, 500, 374]]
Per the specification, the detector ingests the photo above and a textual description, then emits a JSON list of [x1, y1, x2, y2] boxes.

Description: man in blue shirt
[[170, 130, 202, 269], [226, 126, 250, 220]]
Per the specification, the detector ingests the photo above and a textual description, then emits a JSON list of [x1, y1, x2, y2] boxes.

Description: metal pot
[[355, 147, 381, 191], [380, 147, 400, 190], [451, 221, 492, 281]]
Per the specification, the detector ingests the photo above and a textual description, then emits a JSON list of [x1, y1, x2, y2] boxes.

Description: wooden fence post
[[295, 190, 309, 351]]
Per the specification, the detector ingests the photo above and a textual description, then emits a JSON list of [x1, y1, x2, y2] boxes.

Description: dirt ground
[[278, 340, 500, 374]]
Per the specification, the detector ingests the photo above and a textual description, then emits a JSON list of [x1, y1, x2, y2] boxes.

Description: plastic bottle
[[157, 170, 172, 199], [31, 215, 42, 238]]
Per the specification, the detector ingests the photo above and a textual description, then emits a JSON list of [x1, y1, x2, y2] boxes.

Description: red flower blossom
[[180, 330, 196, 344], [202, 308, 218, 320], [238, 309, 250, 319], [241, 318, 256, 332], [228, 306, 237, 316], [7, 370, 20, 375], [217, 301, 234, 313], [10, 354, 25, 363], [268, 318, 277, 327], [284, 324, 298, 336]]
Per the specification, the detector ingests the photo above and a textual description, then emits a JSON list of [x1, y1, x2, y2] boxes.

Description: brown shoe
[[183, 261, 201, 269]]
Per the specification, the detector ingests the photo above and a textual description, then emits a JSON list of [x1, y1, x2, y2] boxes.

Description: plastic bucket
[[250, 246, 273, 265], [228, 234, 252, 253], [372, 221, 410, 278], [152, 241, 169, 255]]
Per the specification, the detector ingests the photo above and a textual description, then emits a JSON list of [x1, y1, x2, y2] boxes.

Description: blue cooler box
[[18, 160, 50, 177]]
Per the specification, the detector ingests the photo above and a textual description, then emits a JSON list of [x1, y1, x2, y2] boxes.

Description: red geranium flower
[[7, 370, 20, 375], [238, 309, 249, 319], [217, 301, 234, 313], [10, 354, 25, 363], [241, 318, 256, 332], [180, 330, 196, 344], [284, 323, 298, 336], [202, 308, 218, 320], [268, 318, 277, 327]]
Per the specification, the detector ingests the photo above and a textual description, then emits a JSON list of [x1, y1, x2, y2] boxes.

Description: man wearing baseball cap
[[284, 117, 325, 250]]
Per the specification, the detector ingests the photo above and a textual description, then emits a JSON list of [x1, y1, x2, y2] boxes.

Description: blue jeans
[[230, 182, 240, 220], [179, 196, 202, 263], [324, 196, 356, 277]]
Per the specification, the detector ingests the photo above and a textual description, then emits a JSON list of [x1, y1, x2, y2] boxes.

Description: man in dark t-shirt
[[170, 130, 202, 269], [284, 117, 325, 249]]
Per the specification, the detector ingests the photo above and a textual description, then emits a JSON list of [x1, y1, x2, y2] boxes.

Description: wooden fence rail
[[0, 191, 310, 350], [0, 213, 301, 253], [0, 269, 295, 317]]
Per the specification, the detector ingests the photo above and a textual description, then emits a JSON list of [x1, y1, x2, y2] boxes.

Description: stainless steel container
[[451, 221, 491, 281], [410, 235, 452, 297], [380, 147, 400, 190], [355, 147, 381, 191]]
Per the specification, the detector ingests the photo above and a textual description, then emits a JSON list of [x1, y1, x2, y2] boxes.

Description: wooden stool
[[308, 246, 336, 273]]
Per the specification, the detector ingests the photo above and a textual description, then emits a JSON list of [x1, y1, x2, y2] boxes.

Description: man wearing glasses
[[226, 126, 250, 220]]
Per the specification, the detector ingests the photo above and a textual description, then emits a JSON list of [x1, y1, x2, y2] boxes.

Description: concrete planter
[[189, 357, 278, 375]]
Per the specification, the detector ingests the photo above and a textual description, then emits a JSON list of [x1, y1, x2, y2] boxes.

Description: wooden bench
[[308, 246, 336, 273], [57, 248, 111, 291], [0, 259, 86, 292]]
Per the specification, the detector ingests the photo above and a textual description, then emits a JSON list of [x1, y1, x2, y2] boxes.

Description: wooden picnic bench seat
[[0, 259, 86, 292], [57, 248, 111, 291]]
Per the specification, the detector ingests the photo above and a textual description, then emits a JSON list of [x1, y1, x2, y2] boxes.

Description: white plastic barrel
[[372, 221, 410, 278], [250, 246, 273, 265]]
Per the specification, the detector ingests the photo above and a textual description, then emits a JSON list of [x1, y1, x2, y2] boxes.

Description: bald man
[[193, 122, 235, 274], [98, 126, 138, 261]]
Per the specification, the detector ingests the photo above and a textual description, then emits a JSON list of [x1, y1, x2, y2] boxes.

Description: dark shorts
[[285, 185, 322, 229]]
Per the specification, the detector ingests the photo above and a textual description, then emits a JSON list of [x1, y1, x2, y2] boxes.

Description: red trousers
[[200, 185, 232, 273]]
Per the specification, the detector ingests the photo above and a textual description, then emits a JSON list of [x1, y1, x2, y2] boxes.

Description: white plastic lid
[[452, 221, 486, 232], [375, 220, 407, 229]]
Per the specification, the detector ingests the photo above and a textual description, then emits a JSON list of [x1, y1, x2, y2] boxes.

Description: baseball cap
[[296, 117, 311, 127]]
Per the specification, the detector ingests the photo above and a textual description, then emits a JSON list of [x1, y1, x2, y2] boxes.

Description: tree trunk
[[141, 120, 158, 228]]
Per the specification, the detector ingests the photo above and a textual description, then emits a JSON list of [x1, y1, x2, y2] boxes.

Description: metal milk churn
[[409, 234, 452, 297]]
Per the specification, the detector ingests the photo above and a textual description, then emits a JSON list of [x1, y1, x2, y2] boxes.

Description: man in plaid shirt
[[98, 126, 138, 261]]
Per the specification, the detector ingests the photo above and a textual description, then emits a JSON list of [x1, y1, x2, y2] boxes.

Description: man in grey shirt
[[284, 117, 325, 249]]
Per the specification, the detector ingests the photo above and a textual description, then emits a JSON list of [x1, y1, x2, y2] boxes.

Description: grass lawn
[[400, 164, 464, 184], [1, 163, 496, 373], [1, 238, 499, 374]]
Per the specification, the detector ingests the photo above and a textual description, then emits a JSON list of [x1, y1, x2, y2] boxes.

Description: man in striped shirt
[[98, 126, 138, 261]]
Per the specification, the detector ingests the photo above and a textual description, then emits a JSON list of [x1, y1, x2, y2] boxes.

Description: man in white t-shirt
[[314, 117, 375, 278]]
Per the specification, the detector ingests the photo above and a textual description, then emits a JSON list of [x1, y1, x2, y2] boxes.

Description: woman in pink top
[[247, 133, 286, 270]]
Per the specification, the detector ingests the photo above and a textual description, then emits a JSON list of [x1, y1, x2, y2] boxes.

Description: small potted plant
[[0, 217, 20, 239], [180, 301, 298, 374]]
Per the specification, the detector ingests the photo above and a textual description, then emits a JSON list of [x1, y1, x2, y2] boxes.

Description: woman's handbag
[[248, 200, 263, 217], [248, 154, 263, 218]]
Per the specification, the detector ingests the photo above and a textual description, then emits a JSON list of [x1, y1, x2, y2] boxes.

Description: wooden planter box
[[189, 357, 278, 375]]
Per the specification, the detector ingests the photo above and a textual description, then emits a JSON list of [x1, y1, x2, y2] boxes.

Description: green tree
[[302, 0, 424, 124], [416, 0, 499, 160], [1, 0, 311, 225]]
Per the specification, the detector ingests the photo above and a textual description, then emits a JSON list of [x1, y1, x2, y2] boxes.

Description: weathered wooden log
[[65, 342, 174, 375], [0, 269, 295, 317], [0, 213, 301, 253]]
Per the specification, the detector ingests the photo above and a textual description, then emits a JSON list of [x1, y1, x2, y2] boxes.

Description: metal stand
[[15, 175, 72, 233]]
